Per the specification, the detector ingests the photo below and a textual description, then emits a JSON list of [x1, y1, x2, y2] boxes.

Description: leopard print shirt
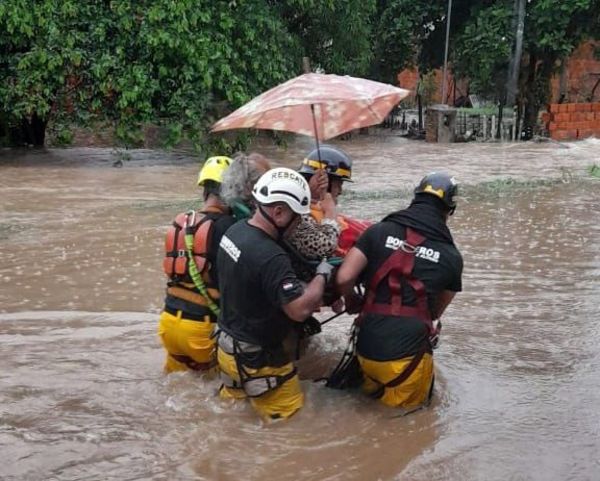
[[288, 215, 340, 261]]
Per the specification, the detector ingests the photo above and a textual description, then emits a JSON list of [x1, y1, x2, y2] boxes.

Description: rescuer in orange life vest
[[335, 172, 463, 411], [158, 154, 270, 373]]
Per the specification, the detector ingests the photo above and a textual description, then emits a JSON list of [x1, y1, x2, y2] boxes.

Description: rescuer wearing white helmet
[[216, 167, 333, 420]]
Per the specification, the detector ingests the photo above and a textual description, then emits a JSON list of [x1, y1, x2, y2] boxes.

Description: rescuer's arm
[[283, 273, 327, 322], [335, 246, 368, 314], [263, 253, 328, 323], [432, 290, 456, 320]]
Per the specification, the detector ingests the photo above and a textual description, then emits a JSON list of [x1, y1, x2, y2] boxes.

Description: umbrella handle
[[310, 104, 323, 165], [310, 103, 330, 195]]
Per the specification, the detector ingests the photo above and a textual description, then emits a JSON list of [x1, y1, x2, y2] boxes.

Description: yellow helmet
[[197, 156, 232, 186]]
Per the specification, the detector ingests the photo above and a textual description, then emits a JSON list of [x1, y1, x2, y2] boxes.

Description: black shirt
[[217, 221, 304, 347], [354, 221, 463, 360], [207, 212, 237, 287]]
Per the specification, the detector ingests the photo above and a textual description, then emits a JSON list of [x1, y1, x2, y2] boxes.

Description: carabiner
[[399, 240, 417, 253]]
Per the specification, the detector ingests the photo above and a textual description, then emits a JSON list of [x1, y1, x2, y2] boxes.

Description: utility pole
[[506, 0, 526, 108], [441, 0, 453, 105]]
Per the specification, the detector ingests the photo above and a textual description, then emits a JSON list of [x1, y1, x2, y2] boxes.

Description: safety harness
[[360, 227, 434, 335], [218, 331, 297, 398], [327, 228, 435, 395]]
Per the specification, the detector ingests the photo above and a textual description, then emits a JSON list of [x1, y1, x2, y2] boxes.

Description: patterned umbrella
[[211, 73, 410, 141]]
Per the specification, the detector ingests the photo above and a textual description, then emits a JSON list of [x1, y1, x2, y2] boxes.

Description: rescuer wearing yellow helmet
[[158, 156, 234, 373]]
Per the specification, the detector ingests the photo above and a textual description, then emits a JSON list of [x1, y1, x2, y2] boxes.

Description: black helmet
[[414, 172, 458, 214], [299, 145, 353, 182]]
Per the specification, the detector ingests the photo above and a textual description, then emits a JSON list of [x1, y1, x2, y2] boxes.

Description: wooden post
[[482, 115, 487, 139]]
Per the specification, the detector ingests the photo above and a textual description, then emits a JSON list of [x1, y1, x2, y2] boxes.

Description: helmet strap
[[258, 204, 293, 241]]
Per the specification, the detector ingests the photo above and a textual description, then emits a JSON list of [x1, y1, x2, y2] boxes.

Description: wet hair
[[220, 152, 271, 207]]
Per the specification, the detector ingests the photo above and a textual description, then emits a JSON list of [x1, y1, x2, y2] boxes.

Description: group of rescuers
[[159, 146, 463, 421]]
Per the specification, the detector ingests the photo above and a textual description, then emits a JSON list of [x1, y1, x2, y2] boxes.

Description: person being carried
[[290, 144, 373, 263], [335, 172, 463, 411], [220, 152, 272, 219], [158, 154, 270, 373], [216, 167, 332, 420]]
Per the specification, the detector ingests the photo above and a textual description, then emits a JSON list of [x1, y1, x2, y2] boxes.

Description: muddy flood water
[[1, 135, 599, 481]]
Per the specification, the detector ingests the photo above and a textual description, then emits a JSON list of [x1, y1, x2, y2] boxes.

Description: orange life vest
[[163, 206, 224, 287]]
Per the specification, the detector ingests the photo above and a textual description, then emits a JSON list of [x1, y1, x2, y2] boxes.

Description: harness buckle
[[244, 376, 278, 397], [429, 320, 442, 349], [177, 249, 187, 258], [399, 240, 417, 253]]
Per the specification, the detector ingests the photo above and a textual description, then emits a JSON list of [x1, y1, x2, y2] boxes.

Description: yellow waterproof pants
[[217, 347, 304, 420], [157, 309, 216, 374], [357, 352, 434, 410]]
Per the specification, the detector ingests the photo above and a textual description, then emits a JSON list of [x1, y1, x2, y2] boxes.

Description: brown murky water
[[1, 135, 599, 481]]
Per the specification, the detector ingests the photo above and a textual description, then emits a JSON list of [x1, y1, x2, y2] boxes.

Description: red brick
[[570, 112, 585, 121], [567, 103, 578, 112], [552, 130, 578, 141], [555, 112, 571, 122], [548, 122, 559, 131], [558, 104, 569, 113], [593, 103, 600, 112], [549, 104, 561, 113], [578, 129, 596, 139], [575, 121, 592, 130], [580, 103, 592, 112], [585, 112, 595, 121]]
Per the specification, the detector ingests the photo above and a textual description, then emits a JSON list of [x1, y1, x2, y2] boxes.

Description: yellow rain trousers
[[357, 352, 434, 410], [158, 309, 217, 374], [217, 347, 304, 420]]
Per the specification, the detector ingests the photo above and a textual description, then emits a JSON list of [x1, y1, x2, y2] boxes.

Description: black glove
[[302, 316, 322, 336], [315, 259, 335, 283]]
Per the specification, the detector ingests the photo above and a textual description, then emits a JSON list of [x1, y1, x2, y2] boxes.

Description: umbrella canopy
[[211, 73, 410, 140]]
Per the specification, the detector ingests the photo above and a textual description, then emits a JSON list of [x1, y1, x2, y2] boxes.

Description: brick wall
[[397, 41, 600, 107], [396, 68, 468, 104], [544, 103, 600, 140], [550, 41, 600, 103]]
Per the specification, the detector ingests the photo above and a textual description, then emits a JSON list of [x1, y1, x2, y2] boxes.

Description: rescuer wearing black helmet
[[414, 171, 458, 215], [335, 172, 463, 411]]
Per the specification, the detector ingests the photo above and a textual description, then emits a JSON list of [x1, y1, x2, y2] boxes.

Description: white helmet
[[252, 167, 311, 215]]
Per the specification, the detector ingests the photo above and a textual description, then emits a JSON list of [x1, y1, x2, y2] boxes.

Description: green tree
[[451, 1, 513, 100], [0, 0, 301, 148], [275, 0, 376, 76]]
